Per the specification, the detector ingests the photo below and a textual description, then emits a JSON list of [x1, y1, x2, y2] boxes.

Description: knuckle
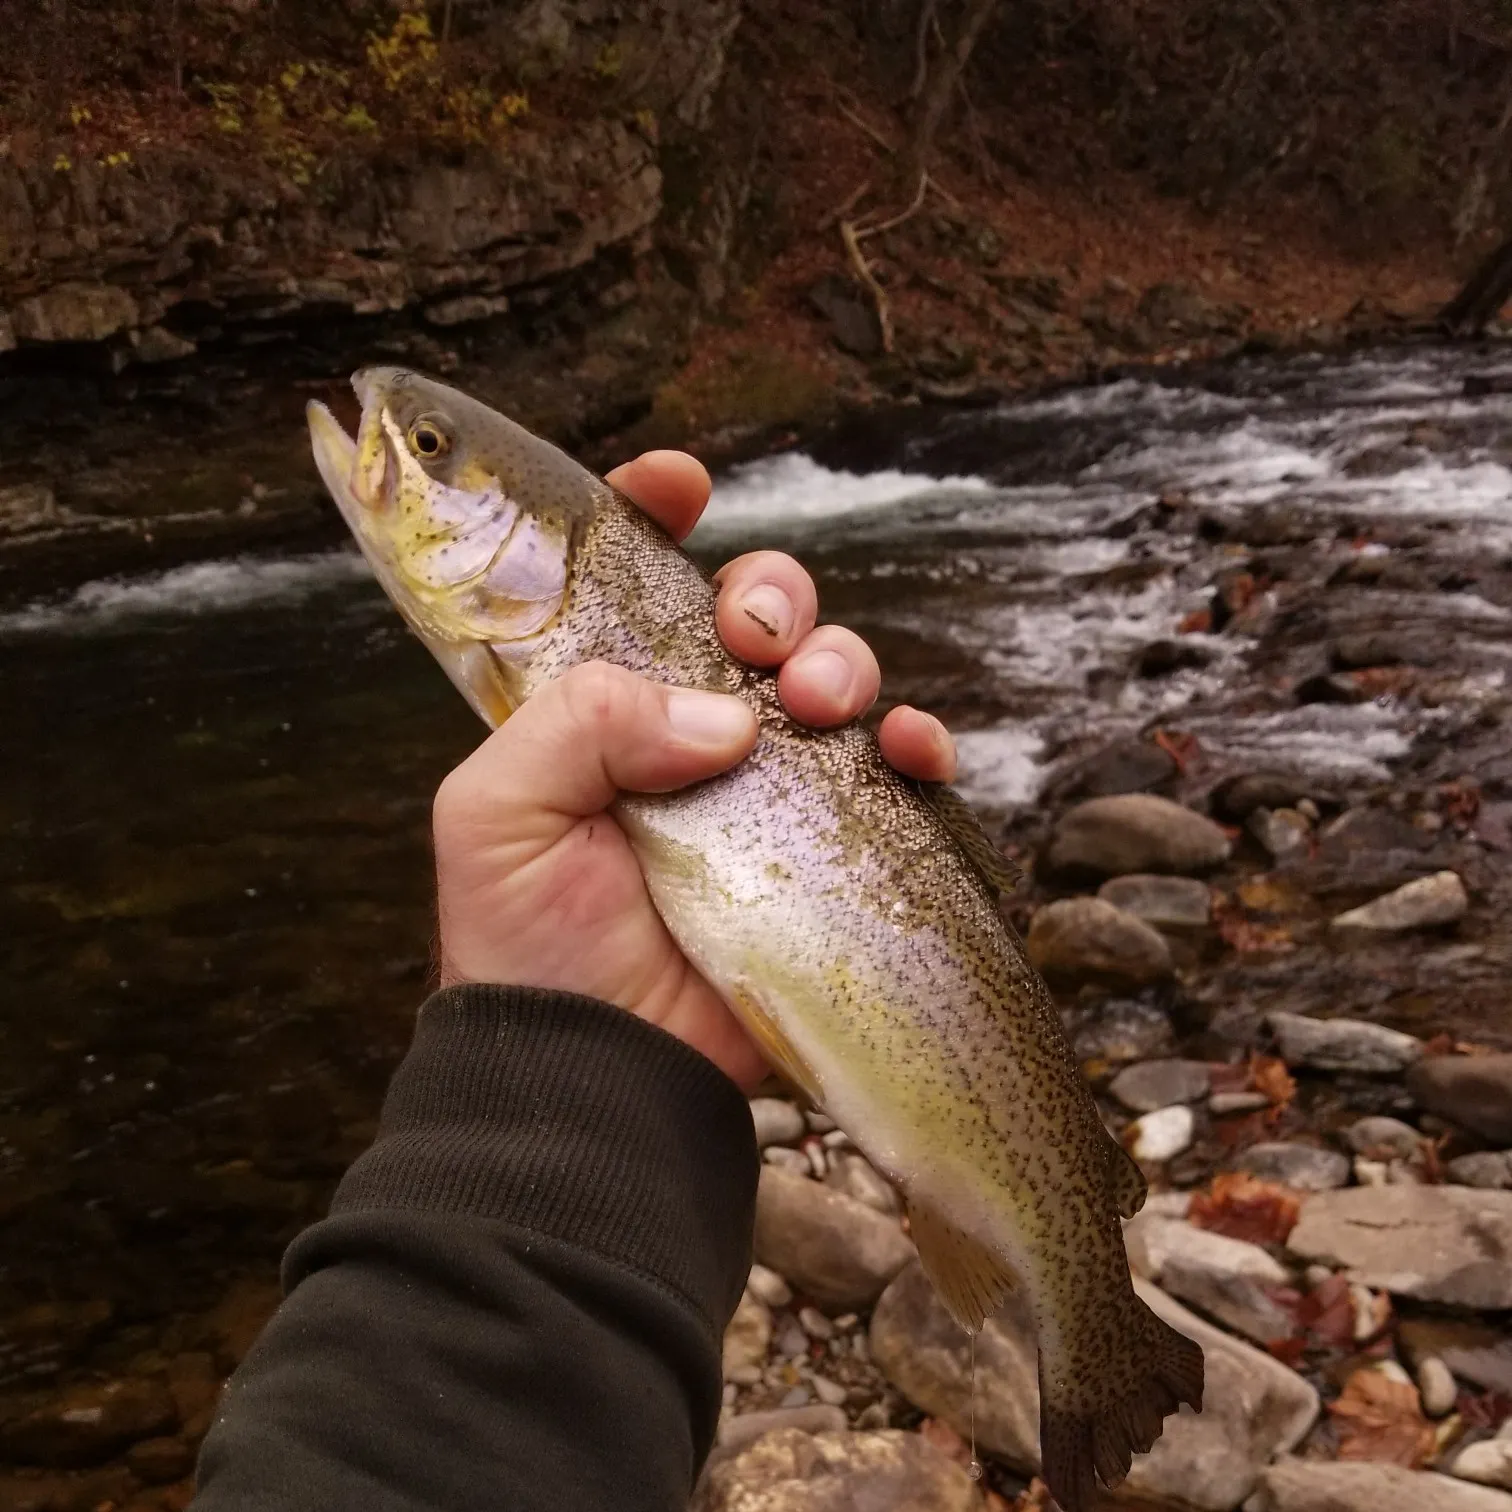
[[560, 660, 632, 734]]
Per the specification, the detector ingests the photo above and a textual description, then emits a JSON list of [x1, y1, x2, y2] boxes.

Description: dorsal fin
[[1105, 1131, 1149, 1219], [906, 1197, 1018, 1332], [917, 781, 1023, 898]]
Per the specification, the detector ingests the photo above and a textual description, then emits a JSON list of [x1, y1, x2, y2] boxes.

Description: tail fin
[[1038, 1303, 1204, 1512]]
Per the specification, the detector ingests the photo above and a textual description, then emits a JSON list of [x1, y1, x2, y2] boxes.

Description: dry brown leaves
[[1351, 667, 1417, 698], [1189, 1172, 1301, 1245], [1178, 607, 1213, 634], [1251, 1054, 1298, 1109], [1153, 728, 1201, 772], [1212, 896, 1297, 954], [1329, 1368, 1434, 1467]]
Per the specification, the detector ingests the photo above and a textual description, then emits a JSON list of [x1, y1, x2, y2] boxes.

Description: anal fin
[[907, 1198, 1017, 1333], [1105, 1132, 1149, 1219]]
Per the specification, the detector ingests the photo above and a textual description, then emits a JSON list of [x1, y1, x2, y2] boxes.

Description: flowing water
[[2, 342, 1511, 1414]]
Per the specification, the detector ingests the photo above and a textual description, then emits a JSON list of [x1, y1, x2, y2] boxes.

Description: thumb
[[436, 660, 757, 842]]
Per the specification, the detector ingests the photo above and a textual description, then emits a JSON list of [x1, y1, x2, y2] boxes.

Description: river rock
[[1047, 740, 1178, 801], [1417, 1356, 1459, 1419], [1248, 1460, 1512, 1512], [1267, 1011, 1422, 1074], [1110, 1058, 1212, 1112], [1045, 794, 1232, 878], [746, 1264, 793, 1309], [125, 1435, 195, 1484], [716, 1406, 849, 1452], [1451, 1440, 1512, 1493], [1447, 1151, 1512, 1190], [1331, 872, 1469, 932], [1287, 1185, 1512, 1308], [1211, 771, 1310, 821], [827, 1152, 903, 1216], [1026, 897, 1174, 987], [0, 1377, 177, 1468], [1399, 1319, 1512, 1396], [697, 1428, 984, 1512], [753, 1167, 914, 1311], [10, 281, 139, 344], [724, 1289, 773, 1380], [869, 1260, 1040, 1470], [1345, 1116, 1424, 1160], [1128, 1105, 1196, 1162], [1233, 1142, 1352, 1191], [1098, 874, 1213, 929], [1406, 1054, 1512, 1145], [750, 1098, 808, 1149], [1125, 1216, 1295, 1343], [1071, 998, 1175, 1064]]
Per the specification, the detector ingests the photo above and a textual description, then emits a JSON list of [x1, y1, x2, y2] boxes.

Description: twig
[[855, 170, 930, 241], [839, 217, 894, 354], [837, 99, 897, 157], [910, 0, 937, 100], [817, 178, 873, 234]]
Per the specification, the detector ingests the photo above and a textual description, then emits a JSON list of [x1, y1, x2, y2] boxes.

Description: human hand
[[431, 450, 958, 1091]]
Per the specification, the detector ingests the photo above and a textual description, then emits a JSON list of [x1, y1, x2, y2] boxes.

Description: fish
[[307, 369, 1204, 1511]]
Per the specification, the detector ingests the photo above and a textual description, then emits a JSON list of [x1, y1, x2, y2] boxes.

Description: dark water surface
[[3, 341, 1511, 1433]]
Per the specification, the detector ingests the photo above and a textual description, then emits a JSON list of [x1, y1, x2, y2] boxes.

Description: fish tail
[[1038, 1299, 1204, 1512]]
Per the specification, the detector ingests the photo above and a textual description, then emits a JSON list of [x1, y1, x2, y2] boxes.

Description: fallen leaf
[[1351, 666, 1415, 698], [1294, 1274, 1355, 1348], [1153, 728, 1201, 771], [1250, 1054, 1297, 1109], [1330, 1368, 1434, 1467], [920, 1416, 970, 1465], [1458, 1390, 1512, 1432], [1440, 780, 1481, 825], [1189, 1171, 1301, 1245], [1178, 607, 1213, 634], [1215, 908, 1296, 954]]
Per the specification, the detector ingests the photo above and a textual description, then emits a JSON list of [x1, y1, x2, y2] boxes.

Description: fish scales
[[306, 369, 1205, 1512]]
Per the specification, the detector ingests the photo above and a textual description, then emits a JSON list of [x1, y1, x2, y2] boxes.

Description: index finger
[[605, 450, 712, 542]]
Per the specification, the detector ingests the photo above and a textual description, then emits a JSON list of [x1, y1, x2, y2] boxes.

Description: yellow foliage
[[52, 152, 71, 172], [366, 8, 440, 94], [591, 42, 624, 80]]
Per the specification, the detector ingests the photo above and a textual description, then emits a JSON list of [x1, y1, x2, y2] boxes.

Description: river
[[2, 342, 1510, 1443]]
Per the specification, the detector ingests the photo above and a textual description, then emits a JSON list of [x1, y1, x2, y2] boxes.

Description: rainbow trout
[[307, 370, 1203, 1511]]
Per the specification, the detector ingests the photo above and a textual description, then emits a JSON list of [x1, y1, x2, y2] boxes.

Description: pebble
[[855, 1402, 889, 1430], [125, 1435, 193, 1485], [745, 1263, 793, 1309], [778, 1385, 811, 1408], [1211, 1090, 1271, 1115], [1446, 1151, 1512, 1190], [774, 1314, 808, 1360], [1110, 1058, 1212, 1113], [1249, 1461, 1512, 1512], [826, 1152, 903, 1216], [1098, 873, 1213, 929], [722, 1290, 773, 1380], [810, 1375, 848, 1407], [797, 1306, 833, 1341], [1345, 1115, 1424, 1160], [1450, 1441, 1512, 1493], [1233, 1141, 1352, 1191], [714, 1405, 847, 1452], [753, 1166, 915, 1311], [1417, 1356, 1459, 1418], [1128, 1104, 1196, 1162], [1407, 1054, 1512, 1145], [1331, 871, 1469, 933], [1287, 1185, 1512, 1308], [1249, 806, 1312, 859], [698, 1428, 982, 1511], [1025, 897, 1174, 987], [1267, 1010, 1423, 1074], [1399, 1318, 1512, 1396], [1354, 1156, 1391, 1187], [1046, 793, 1233, 877], [749, 1097, 807, 1148]]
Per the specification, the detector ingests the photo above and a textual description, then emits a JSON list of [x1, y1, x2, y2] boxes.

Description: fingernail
[[798, 649, 851, 702], [666, 688, 752, 745], [738, 583, 794, 640]]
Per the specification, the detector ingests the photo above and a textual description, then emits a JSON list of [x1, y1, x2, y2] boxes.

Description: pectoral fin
[[429, 640, 517, 730], [907, 1198, 1018, 1333], [1105, 1132, 1149, 1219], [729, 981, 822, 1104]]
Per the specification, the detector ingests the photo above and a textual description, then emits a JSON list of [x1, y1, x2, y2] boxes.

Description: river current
[[2, 342, 1510, 1397]]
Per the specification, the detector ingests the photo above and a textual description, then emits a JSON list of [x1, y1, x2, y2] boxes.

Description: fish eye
[[408, 419, 450, 459]]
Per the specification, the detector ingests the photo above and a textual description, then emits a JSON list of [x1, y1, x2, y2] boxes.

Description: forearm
[[191, 986, 758, 1512]]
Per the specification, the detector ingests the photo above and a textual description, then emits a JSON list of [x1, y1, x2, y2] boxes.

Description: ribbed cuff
[[329, 985, 759, 1338]]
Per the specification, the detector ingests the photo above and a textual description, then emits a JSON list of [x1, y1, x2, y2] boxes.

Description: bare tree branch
[[904, 0, 1000, 190]]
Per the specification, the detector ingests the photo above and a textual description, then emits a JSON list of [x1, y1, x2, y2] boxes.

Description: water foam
[[1, 551, 371, 635]]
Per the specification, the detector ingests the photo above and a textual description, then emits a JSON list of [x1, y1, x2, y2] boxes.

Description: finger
[[878, 705, 958, 783], [434, 662, 756, 846], [777, 624, 883, 728], [713, 551, 820, 667], [606, 451, 712, 542]]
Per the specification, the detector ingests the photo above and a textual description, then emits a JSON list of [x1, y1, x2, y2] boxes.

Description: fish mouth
[[306, 379, 395, 533]]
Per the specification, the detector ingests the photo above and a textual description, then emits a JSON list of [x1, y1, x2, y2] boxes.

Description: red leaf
[[1178, 608, 1213, 634], [1329, 1368, 1433, 1467], [1189, 1172, 1301, 1245]]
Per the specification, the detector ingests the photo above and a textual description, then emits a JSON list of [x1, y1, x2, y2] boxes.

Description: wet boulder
[[1025, 897, 1173, 988], [1267, 1011, 1422, 1074], [695, 1428, 984, 1512], [1210, 771, 1311, 822], [1446, 1151, 1512, 1190], [1287, 1185, 1512, 1309], [1231, 1142, 1352, 1191], [1045, 794, 1232, 879], [753, 1167, 914, 1311], [1097, 874, 1212, 930], [1406, 1054, 1512, 1145], [1109, 1058, 1212, 1113], [1044, 740, 1178, 802]]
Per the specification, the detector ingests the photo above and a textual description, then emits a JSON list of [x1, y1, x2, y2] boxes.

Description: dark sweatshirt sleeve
[[191, 985, 760, 1512]]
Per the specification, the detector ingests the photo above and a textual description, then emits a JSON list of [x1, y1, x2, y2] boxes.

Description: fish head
[[307, 368, 607, 722]]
